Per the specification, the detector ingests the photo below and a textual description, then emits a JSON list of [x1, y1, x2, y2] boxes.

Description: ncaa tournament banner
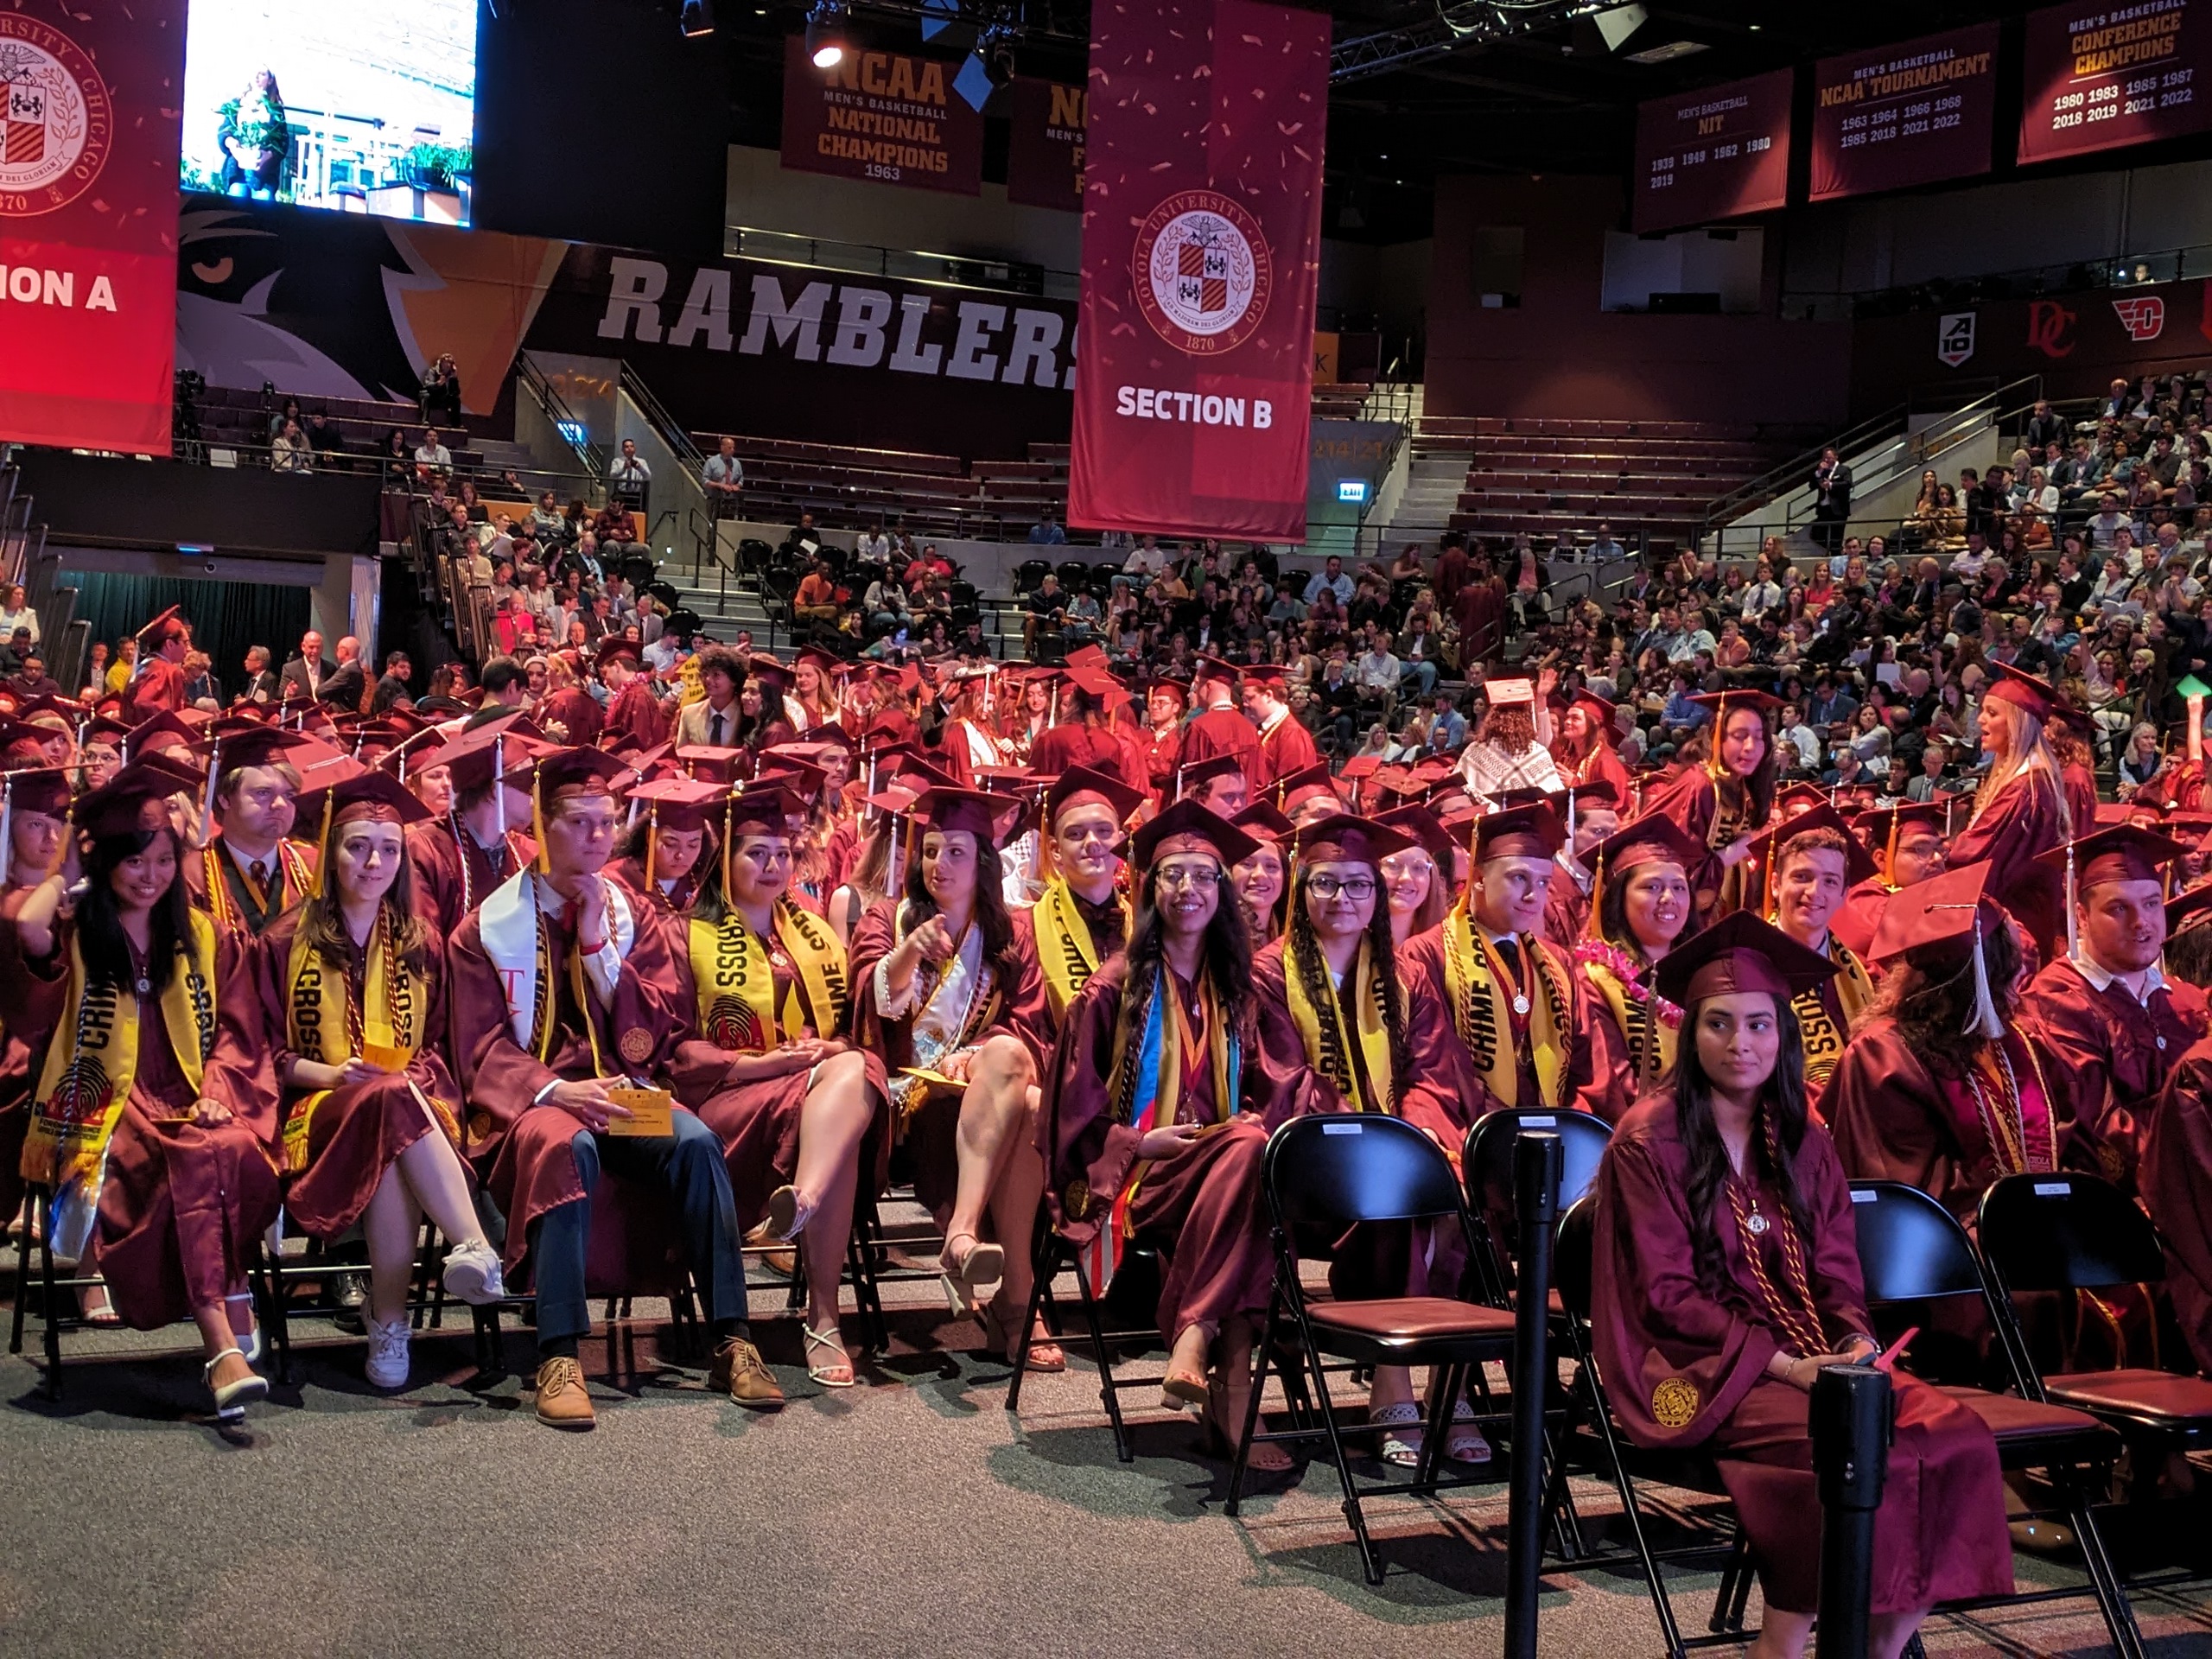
[[2018, 0, 2212, 165], [1068, 0, 1328, 542], [1809, 23, 1999, 202], [0, 0, 187, 454], [779, 35, 983, 196], [1007, 78, 1085, 211]]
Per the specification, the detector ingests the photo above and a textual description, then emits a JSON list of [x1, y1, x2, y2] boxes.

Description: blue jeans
[[1399, 660, 1438, 699], [525, 1110, 748, 1345]]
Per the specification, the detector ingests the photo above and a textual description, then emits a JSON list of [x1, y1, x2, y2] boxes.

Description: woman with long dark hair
[[1826, 863, 2061, 1219], [1044, 800, 1304, 1463], [1454, 675, 1563, 800], [668, 785, 888, 1387], [4, 768, 278, 1420], [607, 777, 721, 918], [263, 771, 501, 1391], [1643, 688, 1782, 925], [1592, 912, 2012, 1659], [1578, 817, 1702, 1118], [846, 787, 1050, 1334]]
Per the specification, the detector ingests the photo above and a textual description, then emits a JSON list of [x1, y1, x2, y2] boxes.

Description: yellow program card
[[603, 1086, 676, 1137]]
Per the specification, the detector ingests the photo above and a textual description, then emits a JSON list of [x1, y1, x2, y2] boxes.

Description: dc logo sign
[[1936, 312, 1976, 368], [1132, 190, 1273, 357], [2111, 296, 2165, 343], [0, 17, 110, 216]]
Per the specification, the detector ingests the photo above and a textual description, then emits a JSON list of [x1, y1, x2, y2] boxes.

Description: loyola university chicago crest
[[1133, 189, 1273, 356], [0, 15, 111, 216]]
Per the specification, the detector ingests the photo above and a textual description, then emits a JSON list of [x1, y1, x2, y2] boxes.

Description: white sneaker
[[441, 1240, 505, 1306], [365, 1313, 411, 1390]]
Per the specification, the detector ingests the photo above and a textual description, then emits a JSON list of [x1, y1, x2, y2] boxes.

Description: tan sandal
[[804, 1323, 855, 1389]]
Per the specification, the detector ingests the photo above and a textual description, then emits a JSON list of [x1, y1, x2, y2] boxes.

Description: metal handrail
[[728, 225, 1077, 302], [515, 355, 607, 482]]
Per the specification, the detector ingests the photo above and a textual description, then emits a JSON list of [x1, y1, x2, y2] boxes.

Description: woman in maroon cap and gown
[[607, 776, 721, 918], [263, 771, 503, 1391], [405, 717, 539, 935], [1592, 912, 2012, 1657], [665, 784, 888, 1388], [0, 765, 76, 1243], [1228, 802, 1292, 948], [1944, 664, 2073, 963], [1575, 817, 1700, 1122], [4, 766, 280, 1420], [1641, 690, 1780, 925], [847, 785, 1052, 1352], [1043, 799, 1302, 1464]]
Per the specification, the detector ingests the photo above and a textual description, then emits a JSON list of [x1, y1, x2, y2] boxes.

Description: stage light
[[681, 0, 715, 35], [979, 20, 1018, 86], [805, 0, 849, 67], [1593, 3, 1645, 52]]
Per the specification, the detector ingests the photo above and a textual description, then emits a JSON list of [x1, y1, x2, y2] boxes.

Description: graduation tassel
[[308, 791, 336, 899], [1566, 785, 1577, 846], [1583, 843, 1605, 943], [1885, 812, 1903, 891], [200, 738, 219, 848], [531, 767, 550, 875], [493, 734, 508, 844], [0, 773, 15, 889], [721, 797, 735, 903], [2065, 836, 2080, 961], [645, 803, 658, 887], [1967, 912, 2004, 1039]]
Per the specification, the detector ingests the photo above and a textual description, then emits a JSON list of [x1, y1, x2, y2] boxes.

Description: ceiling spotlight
[[1593, 3, 1646, 53], [979, 20, 1018, 86], [805, 0, 849, 67], [680, 0, 715, 35]]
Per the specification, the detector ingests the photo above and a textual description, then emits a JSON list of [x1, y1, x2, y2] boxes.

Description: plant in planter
[[399, 143, 474, 192]]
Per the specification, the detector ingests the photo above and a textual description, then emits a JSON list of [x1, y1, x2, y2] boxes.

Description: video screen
[[180, 0, 480, 226]]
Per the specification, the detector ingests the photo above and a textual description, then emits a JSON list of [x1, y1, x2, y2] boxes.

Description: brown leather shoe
[[533, 1356, 597, 1430], [710, 1335, 785, 1409]]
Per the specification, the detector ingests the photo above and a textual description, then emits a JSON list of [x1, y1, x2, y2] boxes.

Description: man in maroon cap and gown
[[598, 640, 671, 752], [1830, 802, 1949, 960], [406, 716, 541, 934], [1027, 671, 1144, 792], [121, 608, 191, 725], [447, 746, 779, 1429], [1240, 663, 1319, 790], [1173, 656, 1263, 786], [2019, 824, 2209, 1192], [179, 723, 324, 937], [1592, 912, 2012, 1649], [1013, 766, 1144, 1027]]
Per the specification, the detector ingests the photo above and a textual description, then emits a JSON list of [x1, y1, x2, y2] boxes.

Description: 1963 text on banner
[[0, 0, 186, 454], [1068, 0, 1328, 543]]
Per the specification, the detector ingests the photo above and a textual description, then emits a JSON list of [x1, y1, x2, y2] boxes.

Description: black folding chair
[[1462, 1109, 1613, 1304], [1548, 1197, 1757, 1659], [1848, 1179, 2141, 1656], [1008, 1217, 1173, 1464], [1231, 1114, 1516, 1585]]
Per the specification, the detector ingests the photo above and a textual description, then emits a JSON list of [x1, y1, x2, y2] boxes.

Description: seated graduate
[[1227, 801, 1293, 948], [607, 775, 721, 918], [1576, 815, 1704, 1120], [1826, 864, 2061, 1223], [1374, 803, 1457, 949], [1012, 765, 1146, 1028], [664, 783, 887, 1389], [6, 766, 280, 1421], [263, 768, 505, 1391], [0, 765, 74, 1247], [1830, 802, 1949, 960], [404, 715, 542, 934], [181, 722, 323, 936], [1253, 812, 1486, 1467], [1540, 783, 1621, 947], [1591, 911, 2012, 1659], [448, 746, 780, 1430], [1400, 800, 1602, 1122], [2019, 823, 2209, 1192], [1745, 805, 1878, 1110], [847, 785, 1052, 1335], [1041, 800, 1297, 1465]]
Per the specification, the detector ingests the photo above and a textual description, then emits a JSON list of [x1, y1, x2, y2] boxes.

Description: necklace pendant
[[135, 977, 151, 997], [1745, 1210, 1770, 1236], [1511, 994, 1531, 1016]]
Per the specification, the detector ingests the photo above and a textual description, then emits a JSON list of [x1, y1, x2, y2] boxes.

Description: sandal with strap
[[763, 1185, 817, 1244], [803, 1324, 856, 1389], [1446, 1399, 1493, 1465], [938, 1233, 1005, 1317], [1371, 1400, 1426, 1467], [983, 1301, 1065, 1373], [224, 1292, 262, 1366], [203, 1347, 268, 1422]]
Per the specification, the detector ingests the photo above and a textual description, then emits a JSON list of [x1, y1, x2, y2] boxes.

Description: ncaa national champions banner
[[0, 0, 187, 454], [1068, 0, 1329, 542]]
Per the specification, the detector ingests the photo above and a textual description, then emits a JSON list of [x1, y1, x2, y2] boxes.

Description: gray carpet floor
[[5, 1267, 2212, 1657]]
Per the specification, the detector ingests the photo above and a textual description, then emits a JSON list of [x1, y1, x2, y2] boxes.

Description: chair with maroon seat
[[1851, 1179, 2142, 1657], [1230, 1112, 1516, 1585]]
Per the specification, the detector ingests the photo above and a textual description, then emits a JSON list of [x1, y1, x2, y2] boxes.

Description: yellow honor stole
[[281, 911, 435, 1171], [1284, 931, 1395, 1113], [22, 911, 219, 1190], [1582, 956, 1678, 1086], [688, 899, 850, 1052], [1035, 877, 1127, 1020], [1781, 931, 1875, 1095], [1440, 899, 1567, 1111], [203, 839, 314, 933]]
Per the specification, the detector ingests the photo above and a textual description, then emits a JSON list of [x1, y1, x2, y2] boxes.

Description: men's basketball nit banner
[[779, 35, 983, 196], [1068, 0, 1327, 542], [1631, 69, 1792, 234], [1007, 78, 1085, 212], [1809, 24, 1999, 202], [2018, 0, 2212, 165], [0, 0, 186, 454]]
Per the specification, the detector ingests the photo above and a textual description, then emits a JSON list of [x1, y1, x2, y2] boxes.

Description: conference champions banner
[[1068, 0, 1328, 542], [0, 0, 186, 454], [2018, 0, 2212, 164]]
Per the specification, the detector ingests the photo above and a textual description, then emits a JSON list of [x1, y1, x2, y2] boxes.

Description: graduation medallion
[[1744, 1208, 1769, 1236], [135, 977, 151, 997], [1512, 994, 1531, 1016]]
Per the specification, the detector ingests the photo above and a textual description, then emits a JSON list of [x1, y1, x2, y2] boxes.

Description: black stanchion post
[[1504, 1129, 1563, 1659], [1811, 1363, 1894, 1659]]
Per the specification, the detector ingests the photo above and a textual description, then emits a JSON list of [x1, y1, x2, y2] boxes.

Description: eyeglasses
[[1307, 874, 1376, 901], [1154, 863, 1221, 890]]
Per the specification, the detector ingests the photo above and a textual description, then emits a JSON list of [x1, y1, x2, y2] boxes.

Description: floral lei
[[1572, 938, 1682, 1028]]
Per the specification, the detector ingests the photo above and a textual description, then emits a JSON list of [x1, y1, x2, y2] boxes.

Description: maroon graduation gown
[[1254, 713, 1320, 791], [1592, 1096, 2012, 1616], [606, 855, 704, 921], [1173, 705, 1263, 789], [0, 915, 279, 1331], [1639, 765, 1765, 926], [2019, 957, 2209, 1192], [0, 882, 46, 1225], [1541, 864, 1592, 947], [259, 908, 467, 1239], [2141, 1036, 2212, 1374], [1946, 774, 2067, 963], [447, 886, 692, 1271], [1829, 877, 1891, 961], [1028, 721, 1139, 790], [405, 818, 532, 937], [603, 678, 671, 751], [122, 658, 187, 724], [182, 836, 318, 938], [1398, 920, 1605, 1127], [1041, 954, 1302, 1343]]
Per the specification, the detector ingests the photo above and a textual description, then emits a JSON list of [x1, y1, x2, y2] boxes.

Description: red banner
[[1068, 0, 1327, 542], [1007, 78, 1085, 212], [1809, 24, 1999, 202], [778, 35, 983, 196], [2018, 0, 2212, 165], [1631, 69, 1793, 234], [0, 0, 184, 454]]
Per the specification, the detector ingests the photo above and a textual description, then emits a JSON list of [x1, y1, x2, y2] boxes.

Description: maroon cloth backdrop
[[2018, 0, 2212, 165], [778, 35, 983, 196], [1809, 23, 1999, 202], [1068, 0, 1327, 542], [0, 0, 184, 454], [1630, 69, 1793, 235]]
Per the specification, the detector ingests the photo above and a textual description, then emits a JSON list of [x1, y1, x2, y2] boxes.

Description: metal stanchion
[[1812, 1363, 1894, 1659], [1504, 1129, 1563, 1659]]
